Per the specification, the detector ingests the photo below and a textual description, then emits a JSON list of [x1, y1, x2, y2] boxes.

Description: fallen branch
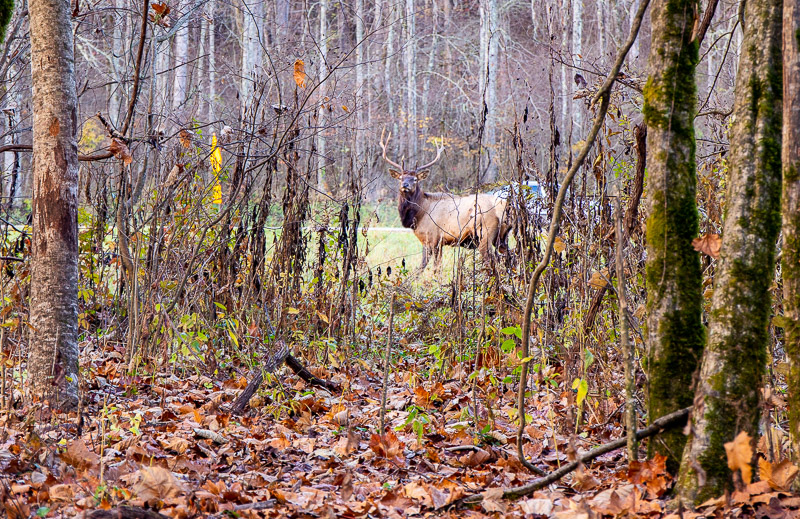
[[229, 340, 339, 415], [459, 406, 691, 506]]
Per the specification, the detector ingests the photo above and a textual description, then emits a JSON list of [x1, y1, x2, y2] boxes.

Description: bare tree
[[27, 0, 80, 409]]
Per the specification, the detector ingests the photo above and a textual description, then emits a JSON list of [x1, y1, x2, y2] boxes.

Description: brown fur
[[397, 180, 510, 273]]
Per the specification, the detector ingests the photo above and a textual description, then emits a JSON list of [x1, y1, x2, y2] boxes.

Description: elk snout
[[400, 178, 415, 193]]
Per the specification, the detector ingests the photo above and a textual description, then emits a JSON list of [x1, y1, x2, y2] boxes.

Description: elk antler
[[379, 128, 404, 171], [415, 137, 445, 172]]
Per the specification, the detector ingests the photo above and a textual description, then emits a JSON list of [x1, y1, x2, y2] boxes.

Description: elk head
[[380, 128, 444, 195]]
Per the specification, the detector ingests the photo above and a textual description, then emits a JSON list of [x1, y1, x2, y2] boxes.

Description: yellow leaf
[[724, 431, 754, 484], [553, 236, 566, 254], [342, 105, 349, 112], [287, 307, 300, 315], [316, 311, 329, 324], [210, 134, 223, 205], [294, 59, 306, 88]]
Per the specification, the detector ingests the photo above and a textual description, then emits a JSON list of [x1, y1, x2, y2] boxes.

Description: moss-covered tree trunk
[[642, 0, 704, 475], [676, 0, 783, 504], [782, 0, 800, 460]]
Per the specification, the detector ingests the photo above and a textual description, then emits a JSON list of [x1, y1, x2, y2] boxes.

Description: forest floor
[[3, 337, 800, 519]]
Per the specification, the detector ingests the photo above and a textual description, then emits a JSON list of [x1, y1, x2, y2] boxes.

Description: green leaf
[[37, 507, 50, 517]]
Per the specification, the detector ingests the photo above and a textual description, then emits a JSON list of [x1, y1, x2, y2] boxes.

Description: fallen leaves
[[759, 458, 800, 491], [132, 466, 184, 504]]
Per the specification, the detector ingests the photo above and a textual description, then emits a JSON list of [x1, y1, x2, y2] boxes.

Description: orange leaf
[[294, 59, 306, 88], [692, 233, 722, 259], [724, 431, 754, 484], [108, 138, 132, 166], [179, 129, 192, 148]]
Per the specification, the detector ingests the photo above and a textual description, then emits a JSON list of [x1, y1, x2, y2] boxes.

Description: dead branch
[[229, 340, 339, 415], [459, 406, 691, 506]]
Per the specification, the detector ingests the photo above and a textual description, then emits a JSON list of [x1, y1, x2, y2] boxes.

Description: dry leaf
[[48, 483, 74, 502], [692, 233, 721, 259], [588, 269, 609, 289], [759, 458, 799, 491], [108, 138, 132, 166], [294, 59, 307, 88], [724, 431, 754, 484], [133, 466, 184, 503], [553, 236, 566, 254], [481, 487, 507, 514], [61, 439, 100, 470], [179, 129, 192, 148], [520, 498, 554, 516], [404, 480, 432, 507]]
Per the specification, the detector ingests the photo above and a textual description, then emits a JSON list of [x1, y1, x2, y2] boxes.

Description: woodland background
[[0, 0, 792, 517]]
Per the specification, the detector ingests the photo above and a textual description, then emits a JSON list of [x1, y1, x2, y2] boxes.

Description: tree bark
[[642, 0, 704, 475], [480, 0, 499, 182], [405, 0, 417, 159], [783, 0, 800, 462], [677, 0, 782, 503], [27, 0, 81, 410]]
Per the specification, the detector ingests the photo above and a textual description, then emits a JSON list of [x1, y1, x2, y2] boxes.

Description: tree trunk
[[405, 0, 417, 159], [784, 0, 800, 463], [241, 0, 262, 112], [571, 0, 583, 133], [480, 0, 498, 182], [27, 0, 81, 410], [642, 0, 704, 475], [317, 0, 328, 189], [677, 0, 782, 503], [172, 9, 189, 115], [208, 0, 216, 124]]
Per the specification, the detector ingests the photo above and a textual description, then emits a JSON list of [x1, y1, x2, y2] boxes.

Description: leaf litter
[[1, 341, 800, 518]]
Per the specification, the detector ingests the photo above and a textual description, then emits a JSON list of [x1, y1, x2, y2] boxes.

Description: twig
[[459, 407, 691, 506], [515, 0, 651, 475], [615, 189, 636, 462], [380, 293, 396, 433]]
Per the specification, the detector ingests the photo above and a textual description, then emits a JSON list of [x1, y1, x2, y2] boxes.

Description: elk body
[[380, 130, 510, 274]]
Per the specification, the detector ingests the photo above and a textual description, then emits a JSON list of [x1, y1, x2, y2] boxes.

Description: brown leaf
[[294, 59, 307, 88], [692, 233, 722, 259], [337, 471, 353, 501], [133, 466, 184, 503], [553, 236, 566, 254], [179, 129, 192, 148], [61, 439, 100, 471], [108, 138, 132, 166], [520, 498, 554, 516], [588, 269, 609, 289], [151, 2, 170, 15], [404, 480, 432, 507], [369, 430, 405, 465], [48, 483, 74, 502], [481, 487, 507, 514], [725, 430, 754, 485], [759, 458, 800, 491]]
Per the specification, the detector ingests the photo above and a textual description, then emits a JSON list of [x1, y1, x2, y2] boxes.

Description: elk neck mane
[[398, 185, 425, 229]]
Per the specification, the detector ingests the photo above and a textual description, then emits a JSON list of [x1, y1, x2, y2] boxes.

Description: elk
[[380, 129, 510, 274]]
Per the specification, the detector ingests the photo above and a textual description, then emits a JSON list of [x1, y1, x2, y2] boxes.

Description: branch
[[692, 0, 720, 45], [515, 0, 652, 475], [0, 144, 113, 161], [459, 407, 691, 506], [119, 0, 149, 137]]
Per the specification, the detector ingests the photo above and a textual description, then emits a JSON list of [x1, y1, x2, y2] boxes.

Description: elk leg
[[433, 244, 443, 277], [417, 244, 430, 274]]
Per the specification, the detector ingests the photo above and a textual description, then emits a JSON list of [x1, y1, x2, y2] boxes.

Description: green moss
[[644, 0, 705, 476], [0, 0, 11, 44]]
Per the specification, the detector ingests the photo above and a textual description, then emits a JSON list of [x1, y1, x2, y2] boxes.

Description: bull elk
[[380, 129, 510, 274]]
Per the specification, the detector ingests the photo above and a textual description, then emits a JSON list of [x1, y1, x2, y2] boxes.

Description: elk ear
[[389, 169, 403, 179], [416, 169, 430, 180]]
